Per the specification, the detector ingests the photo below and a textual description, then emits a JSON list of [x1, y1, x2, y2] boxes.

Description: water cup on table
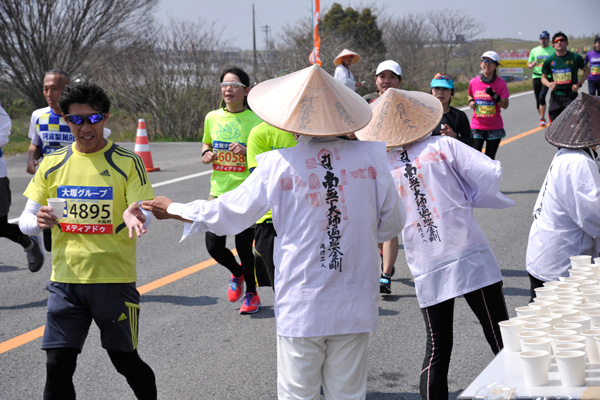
[[47, 198, 66, 219], [555, 350, 587, 386], [519, 350, 551, 386], [571, 255, 593, 268], [581, 329, 600, 364], [521, 337, 552, 354], [562, 316, 591, 331], [548, 329, 578, 353], [498, 319, 525, 352], [518, 330, 546, 349]]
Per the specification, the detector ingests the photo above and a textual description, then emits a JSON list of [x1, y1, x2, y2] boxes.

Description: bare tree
[[99, 19, 226, 140], [427, 9, 484, 73], [0, 0, 158, 108]]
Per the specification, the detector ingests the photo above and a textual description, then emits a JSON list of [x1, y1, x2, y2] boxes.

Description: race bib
[[552, 68, 572, 85], [475, 100, 497, 118], [591, 65, 600, 76], [56, 185, 114, 234], [212, 140, 246, 172]]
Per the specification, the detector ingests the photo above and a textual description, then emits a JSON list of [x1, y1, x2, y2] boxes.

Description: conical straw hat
[[355, 88, 443, 147], [247, 64, 372, 136], [546, 93, 600, 149], [333, 49, 361, 66]]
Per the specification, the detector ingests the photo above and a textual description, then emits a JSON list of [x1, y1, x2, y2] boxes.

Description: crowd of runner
[[0, 30, 599, 400]]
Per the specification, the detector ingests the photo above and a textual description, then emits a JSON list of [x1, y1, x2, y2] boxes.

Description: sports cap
[[481, 51, 500, 63], [546, 93, 600, 149], [376, 60, 402, 77], [333, 49, 361, 66], [355, 88, 443, 147], [430, 73, 454, 90], [247, 65, 372, 137], [539, 31, 550, 39]]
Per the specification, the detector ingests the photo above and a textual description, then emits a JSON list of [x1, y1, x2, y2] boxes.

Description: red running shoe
[[228, 274, 244, 302], [240, 292, 261, 314], [540, 118, 546, 127]]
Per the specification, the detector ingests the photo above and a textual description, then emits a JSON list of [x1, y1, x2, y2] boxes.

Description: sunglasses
[[434, 73, 453, 81], [554, 38, 566, 43], [220, 82, 247, 88], [65, 113, 106, 125], [481, 59, 496, 64]]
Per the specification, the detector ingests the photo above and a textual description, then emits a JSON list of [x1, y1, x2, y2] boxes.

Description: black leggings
[[205, 227, 256, 293], [473, 138, 501, 160], [532, 78, 549, 109], [44, 348, 156, 400], [419, 281, 509, 400], [0, 215, 31, 248]]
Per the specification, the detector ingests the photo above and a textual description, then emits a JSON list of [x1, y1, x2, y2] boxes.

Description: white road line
[[7, 170, 213, 224]]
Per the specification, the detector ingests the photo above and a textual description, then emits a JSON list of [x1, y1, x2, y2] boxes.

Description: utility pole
[[252, 4, 257, 79], [262, 25, 271, 60]]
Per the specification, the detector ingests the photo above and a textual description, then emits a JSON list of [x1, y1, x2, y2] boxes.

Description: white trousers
[[277, 332, 369, 400]]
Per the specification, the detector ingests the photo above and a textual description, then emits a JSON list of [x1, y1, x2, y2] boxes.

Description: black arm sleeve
[[453, 108, 474, 147]]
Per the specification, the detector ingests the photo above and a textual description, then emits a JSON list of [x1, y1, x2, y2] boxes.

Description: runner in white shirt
[[526, 93, 600, 300], [142, 65, 405, 400]]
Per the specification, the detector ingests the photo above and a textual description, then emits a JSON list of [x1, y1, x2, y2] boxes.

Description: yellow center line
[[1, 124, 544, 355]]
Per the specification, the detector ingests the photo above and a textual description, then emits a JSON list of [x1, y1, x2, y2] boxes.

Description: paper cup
[[519, 350, 551, 386], [555, 335, 586, 347], [522, 322, 551, 334], [594, 257, 600, 265], [522, 337, 552, 354], [529, 300, 553, 314], [563, 316, 591, 332], [555, 350, 586, 386], [549, 329, 578, 353], [571, 255, 593, 268], [584, 291, 600, 304], [47, 198, 66, 219], [555, 323, 583, 333], [518, 330, 546, 349], [515, 305, 541, 317], [577, 303, 600, 316], [585, 310, 600, 325], [581, 329, 600, 363], [534, 286, 556, 299], [555, 342, 586, 352], [498, 320, 526, 352]]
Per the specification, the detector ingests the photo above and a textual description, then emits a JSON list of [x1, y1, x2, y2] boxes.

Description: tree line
[[0, 0, 486, 140]]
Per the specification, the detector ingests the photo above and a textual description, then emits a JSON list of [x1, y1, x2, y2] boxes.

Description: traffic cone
[[134, 119, 160, 172]]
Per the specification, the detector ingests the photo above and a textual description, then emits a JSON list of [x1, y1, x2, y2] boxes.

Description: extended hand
[[141, 196, 174, 220], [37, 206, 60, 229], [123, 202, 147, 239]]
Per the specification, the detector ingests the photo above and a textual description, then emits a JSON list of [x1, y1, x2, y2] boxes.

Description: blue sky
[[156, 0, 599, 50]]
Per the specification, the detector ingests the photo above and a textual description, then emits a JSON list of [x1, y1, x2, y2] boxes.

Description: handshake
[[485, 87, 501, 104]]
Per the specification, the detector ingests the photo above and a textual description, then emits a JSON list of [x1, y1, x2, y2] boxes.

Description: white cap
[[480, 51, 500, 63], [375, 60, 402, 77]]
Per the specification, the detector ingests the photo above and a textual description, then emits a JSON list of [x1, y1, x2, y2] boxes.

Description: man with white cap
[[333, 48, 363, 91], [526, 93, 600, 301], [142, 65, 404, 400], [356, 88, 513, 400], [363, 60, 402, 103]]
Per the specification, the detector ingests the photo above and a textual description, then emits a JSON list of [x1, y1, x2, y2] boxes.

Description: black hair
[[552, 31, 568, 43], [595, 37, 600, 44], [45, 69, 71, 84], [219, 67, 251, 110], [58, 81, 110, 115]]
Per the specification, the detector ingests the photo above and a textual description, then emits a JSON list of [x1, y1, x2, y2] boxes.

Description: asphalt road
[[0, 89, 576, 399]]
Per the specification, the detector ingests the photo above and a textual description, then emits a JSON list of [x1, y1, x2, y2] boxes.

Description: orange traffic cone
[[134, 119, 160, 172]]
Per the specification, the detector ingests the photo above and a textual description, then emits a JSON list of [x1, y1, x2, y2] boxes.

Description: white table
[[459, 350, 600, 399]]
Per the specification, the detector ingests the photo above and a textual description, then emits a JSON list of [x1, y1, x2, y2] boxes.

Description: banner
[[309, 0, 322, 66]]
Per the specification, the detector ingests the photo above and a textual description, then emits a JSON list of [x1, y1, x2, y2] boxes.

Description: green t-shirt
[[246, 122, 297, 223], [202, 108, 263, 196], [23, 141, 155, 284], [528, 45, 555, 79], [542, 51, 585, 94]]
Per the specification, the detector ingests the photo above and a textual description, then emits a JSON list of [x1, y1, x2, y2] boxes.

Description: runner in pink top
[[468, 51, 510, 160]]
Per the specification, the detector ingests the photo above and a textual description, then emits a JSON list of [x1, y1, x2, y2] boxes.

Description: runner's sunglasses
[[220, 82, 247, 88], [433, 73, 453, 81], [65, 113, 106, 125]]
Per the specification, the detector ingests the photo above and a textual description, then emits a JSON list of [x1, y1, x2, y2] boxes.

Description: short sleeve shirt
[[585, 50, 600, 82], [202, 108, 262, 196], [23, 140, 155, 284], [542, 51, 586, 93], [468, 76, 510, 131], [528, 45, 555, 79]]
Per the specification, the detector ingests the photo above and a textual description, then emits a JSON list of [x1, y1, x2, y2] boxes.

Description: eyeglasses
[[554, 38, 566, 43], [65, 113, 105, 125], [220, 82, 247, 88], [433, 73, 453, 81], [481, 59, 496, 64]]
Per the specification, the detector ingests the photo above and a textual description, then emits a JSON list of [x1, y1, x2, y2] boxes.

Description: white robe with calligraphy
[[526, 148, 600, 281], [388, 136, 514, 308], [169, 138, 404, 337]]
